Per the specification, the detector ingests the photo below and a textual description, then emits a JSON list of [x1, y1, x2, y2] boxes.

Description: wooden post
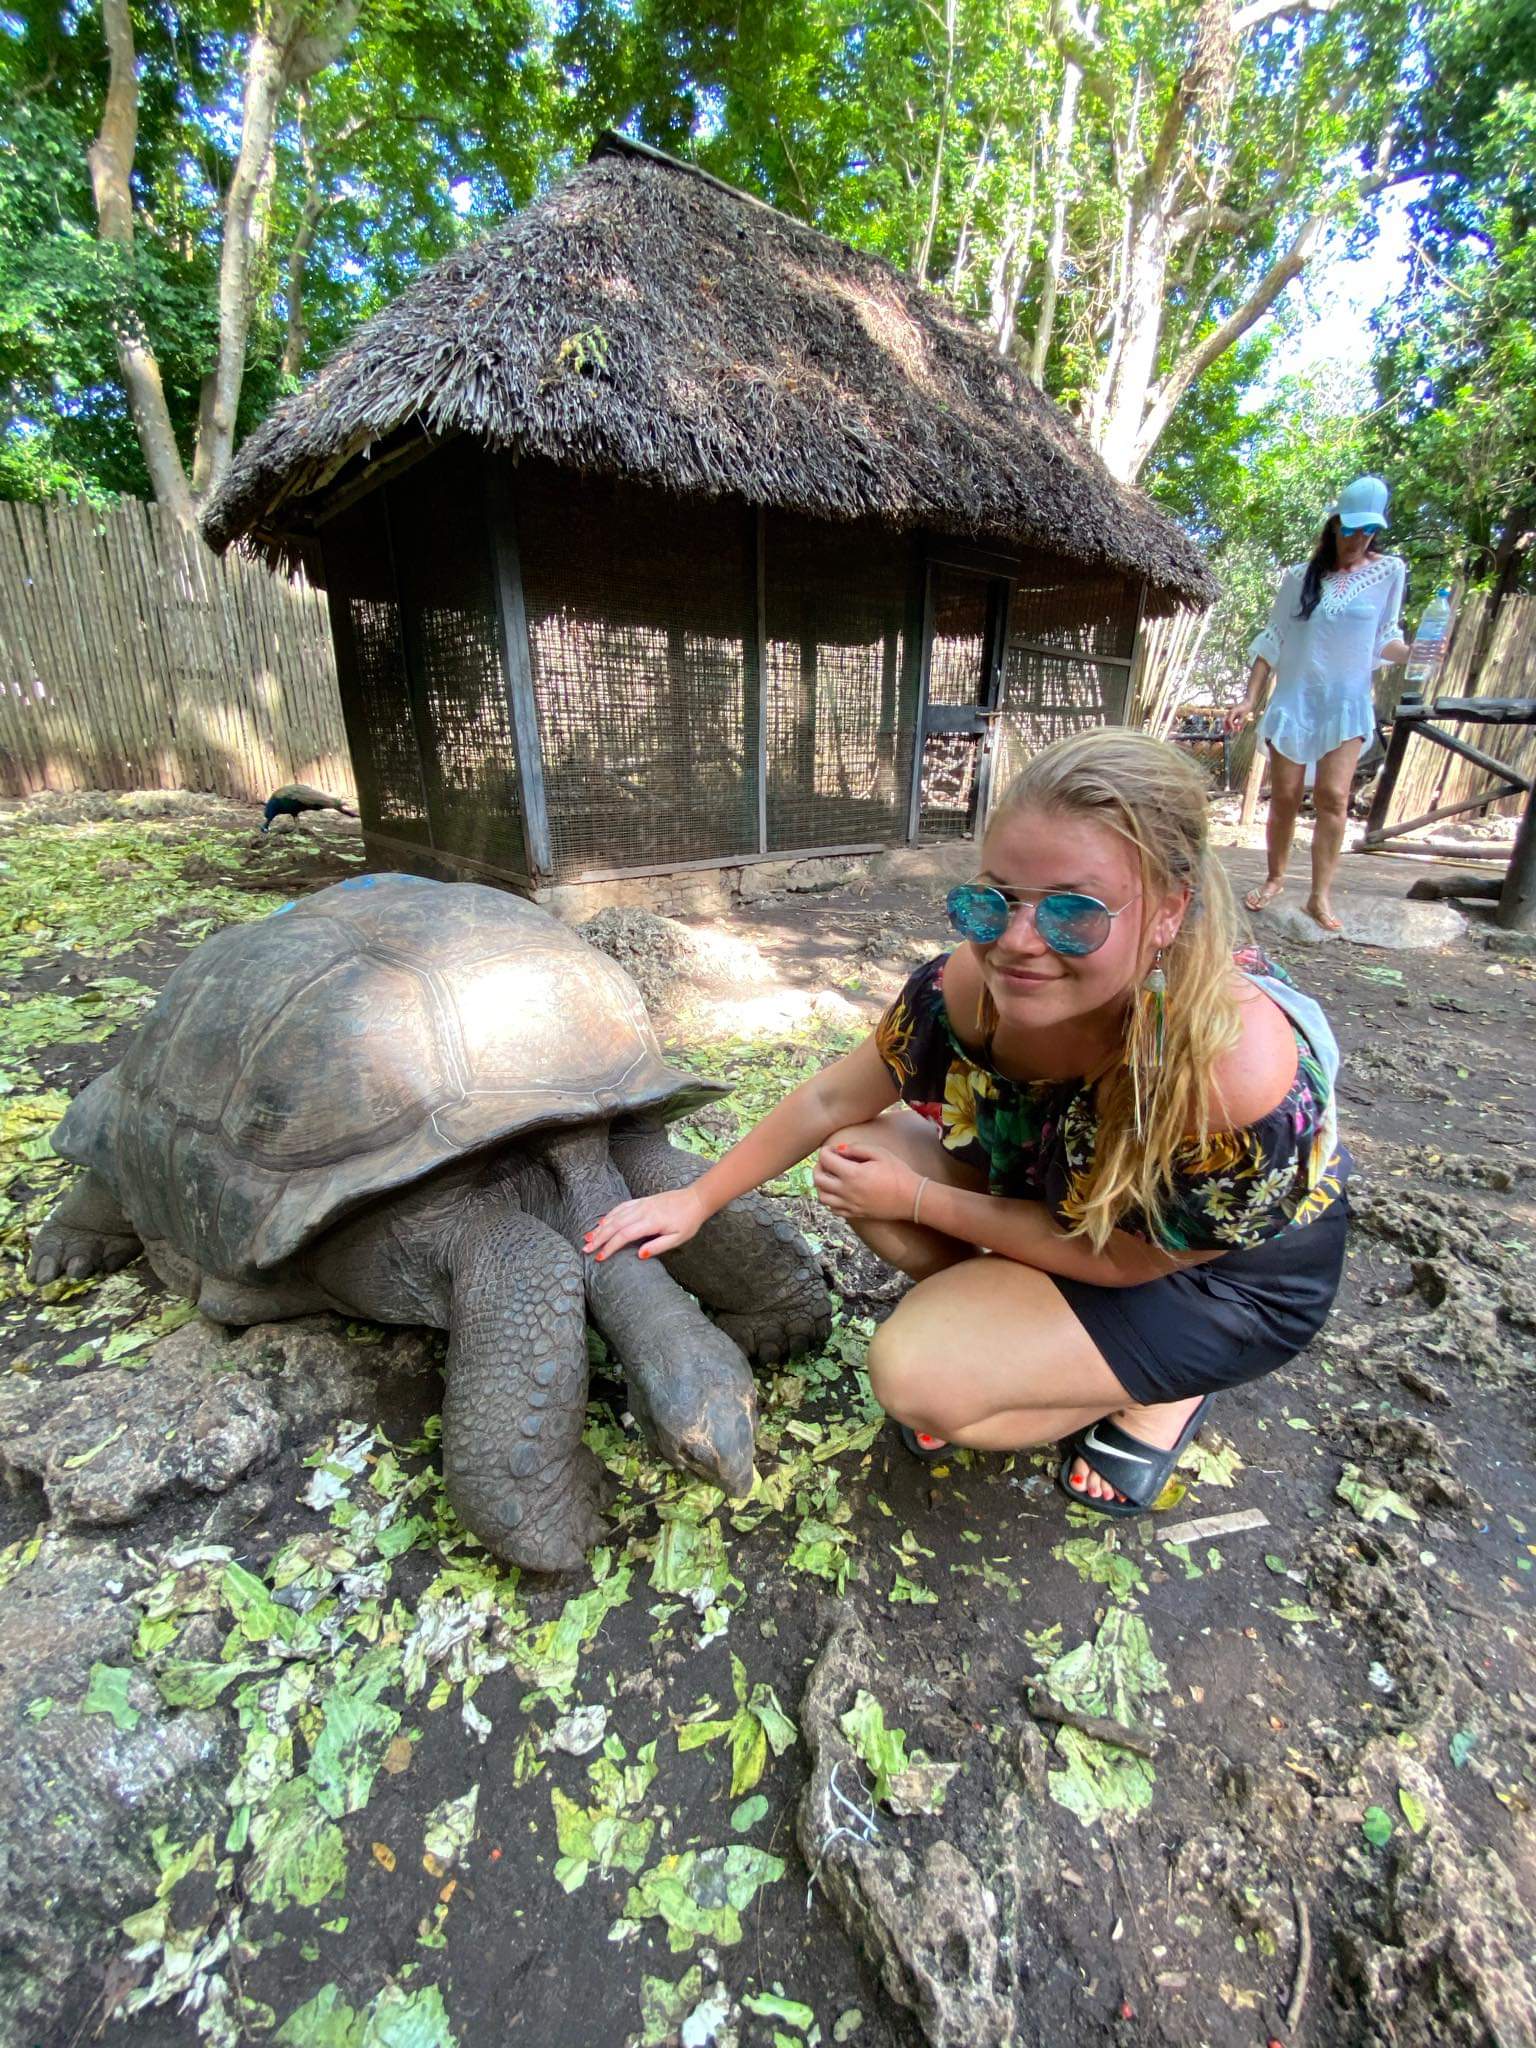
[[752, 508, 768, 853], [1362, 692, 1425, 847], [483, 459, 553, 882], [1497, 784, 1536, 932], [906, 562, 938, 843], [1239, 735, 1267, 829]]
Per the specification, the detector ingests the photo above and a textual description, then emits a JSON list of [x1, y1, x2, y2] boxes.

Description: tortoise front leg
[[28, 1172, 142, 1285], [609, 1127, 832, 1364], [535, 1130, 758, 1500], [442, 1203, 607, 1574]]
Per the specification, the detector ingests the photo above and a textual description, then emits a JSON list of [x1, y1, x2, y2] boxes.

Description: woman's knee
[[866, 1309, 998, 1436], [866, 1316, 922, 1421], [826, 1119, 886, 1153], [1312, 788, 1349, 827], [866, 1312, 961, 1430]]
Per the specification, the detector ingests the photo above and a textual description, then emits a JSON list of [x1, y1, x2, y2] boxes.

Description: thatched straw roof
[[204, 134, 1214, 612]]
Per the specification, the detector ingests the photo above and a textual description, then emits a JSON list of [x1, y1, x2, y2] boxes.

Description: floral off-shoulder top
[[874, 951, 1349, 1254]]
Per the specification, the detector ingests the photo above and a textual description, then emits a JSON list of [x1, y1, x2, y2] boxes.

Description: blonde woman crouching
[[586, 729, 1350, 1518]]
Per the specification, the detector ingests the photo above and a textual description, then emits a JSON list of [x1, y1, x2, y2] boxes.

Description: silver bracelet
[[912, 1176, 931, 1227]]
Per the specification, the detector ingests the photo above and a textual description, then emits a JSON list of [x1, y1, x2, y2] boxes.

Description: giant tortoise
[[28, 874, 831, 1571]]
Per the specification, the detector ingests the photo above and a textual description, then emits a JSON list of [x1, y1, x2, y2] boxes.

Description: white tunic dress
[[1248, 554, 1407, 766]]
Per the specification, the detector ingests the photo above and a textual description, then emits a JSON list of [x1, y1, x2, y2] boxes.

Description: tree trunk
[[1028, 50, 1085, 385], [912, 0, 958, 285], [87, 0, 196, 527], [1089, 199, 1173, 481], [191, 0, 360, 504], [190, 23, 290, 502], [987, 155, 1038, 358], [281, 178, 326, 380]]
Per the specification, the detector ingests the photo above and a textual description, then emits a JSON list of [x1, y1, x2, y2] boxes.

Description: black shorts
[[1053, 1194, 1350, 1405]]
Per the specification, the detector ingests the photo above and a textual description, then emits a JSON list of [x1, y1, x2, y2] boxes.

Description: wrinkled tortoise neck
[[530, 1124, 758, 1500]]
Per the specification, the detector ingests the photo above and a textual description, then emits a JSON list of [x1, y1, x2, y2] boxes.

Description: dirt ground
[[2, 791, 1535, 2048]]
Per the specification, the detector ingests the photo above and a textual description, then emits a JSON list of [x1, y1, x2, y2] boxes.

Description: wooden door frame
[[906, 555, 1016, 844]]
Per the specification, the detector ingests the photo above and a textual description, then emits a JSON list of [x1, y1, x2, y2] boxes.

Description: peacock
[[261, 784, 358, 832]]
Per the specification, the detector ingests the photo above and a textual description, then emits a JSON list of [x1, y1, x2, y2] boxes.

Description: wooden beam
[[483, 457, 554, 882], [1497, 787, 1536, 933], [906, 562, 938, 845], [1239, 735, 1267, 829], [547, 840, 889, 887], [752, 507, 768, 855]]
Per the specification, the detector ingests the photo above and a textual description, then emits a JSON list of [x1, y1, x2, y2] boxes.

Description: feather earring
[[1128, 947, 1167, 1139]]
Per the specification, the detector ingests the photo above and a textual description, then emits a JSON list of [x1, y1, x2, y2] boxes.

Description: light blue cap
[[1332, 475, 1390, 530]]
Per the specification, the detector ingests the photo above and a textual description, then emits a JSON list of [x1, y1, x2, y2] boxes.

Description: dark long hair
[[1297, 516, 1385, 620]]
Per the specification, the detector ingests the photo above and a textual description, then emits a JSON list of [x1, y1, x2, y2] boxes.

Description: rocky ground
[[1, 790, 1534, 2048]]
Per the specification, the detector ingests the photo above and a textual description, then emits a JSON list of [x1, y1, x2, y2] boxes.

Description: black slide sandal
[[1057, 1396, 1214, 1519], [896, 1423, 949, 1461]]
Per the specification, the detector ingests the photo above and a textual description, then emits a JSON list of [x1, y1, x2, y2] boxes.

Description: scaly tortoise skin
[[29, 874, 831, 1570]]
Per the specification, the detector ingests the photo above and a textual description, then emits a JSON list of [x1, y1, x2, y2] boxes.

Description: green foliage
[[624, 1843, 786, 1952], [1, 0, 558, 500], [1337, 1464, 1421, 1526], [274, 1982, 457, 2048], [1367, 1, 1536, 588], [1042, 1610, 1168, 1827], [1361, 1804, 1394, 1847], [839, 1687, 960, 1813], [0, 818, 299, 977], [82, 1661, 141, 1731], [4, 0, 1433, 517]]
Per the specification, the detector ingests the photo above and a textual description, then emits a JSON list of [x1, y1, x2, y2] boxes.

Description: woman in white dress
[[1226, 476, 1411, 931]]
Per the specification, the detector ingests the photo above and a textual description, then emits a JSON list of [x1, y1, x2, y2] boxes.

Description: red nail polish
[[639, 1248, 650, 1259]]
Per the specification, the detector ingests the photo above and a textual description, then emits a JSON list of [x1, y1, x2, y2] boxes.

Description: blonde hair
[[983, 727, 1240, 1249]]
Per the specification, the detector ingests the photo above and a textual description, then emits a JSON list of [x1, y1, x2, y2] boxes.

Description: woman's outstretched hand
[[584, 1186, 708, 1262], [1223, 702, 1255, 734], [813, 1141, 920, 1223]]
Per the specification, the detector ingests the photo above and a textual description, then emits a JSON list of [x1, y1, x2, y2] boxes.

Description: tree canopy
[[0, 0, 1530, 603]]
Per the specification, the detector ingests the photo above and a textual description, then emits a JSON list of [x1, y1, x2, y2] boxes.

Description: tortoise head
[[625, 1320, 758, 1500]]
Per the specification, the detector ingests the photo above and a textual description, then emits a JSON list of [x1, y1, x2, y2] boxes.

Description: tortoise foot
[[28, 1223, 141, 1287], [448, 1443, 613, 1575], [28, 1173, 141, 1286], [713, 1301, 834, 1367]]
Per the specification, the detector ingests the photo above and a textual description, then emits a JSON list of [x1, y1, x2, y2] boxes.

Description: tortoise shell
[[54, 873, 725, 1277]]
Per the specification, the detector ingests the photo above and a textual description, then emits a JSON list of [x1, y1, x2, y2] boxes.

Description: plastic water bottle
[[1405, 588, 1452, 683]]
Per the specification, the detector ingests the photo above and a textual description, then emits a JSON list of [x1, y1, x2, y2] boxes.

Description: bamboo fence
[[0, 496, 352, 804], [1378, 591, 1536, 831], [1127, 605, 1214, 739]]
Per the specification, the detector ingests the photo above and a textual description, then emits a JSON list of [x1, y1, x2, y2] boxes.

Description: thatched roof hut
[[206, 134, 1214, 894]]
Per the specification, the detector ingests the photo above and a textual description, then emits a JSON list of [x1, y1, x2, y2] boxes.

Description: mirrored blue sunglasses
[[946, 882, 1130, 956], [1339, 522, 1384, 538]]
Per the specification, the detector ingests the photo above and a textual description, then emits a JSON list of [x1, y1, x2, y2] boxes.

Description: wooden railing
[[1377, 591, 1536, 832]]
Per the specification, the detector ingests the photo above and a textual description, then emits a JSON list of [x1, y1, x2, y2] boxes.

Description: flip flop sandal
[[1057, 1396, 1214, 1520], [896, 1423, 949, 1461]]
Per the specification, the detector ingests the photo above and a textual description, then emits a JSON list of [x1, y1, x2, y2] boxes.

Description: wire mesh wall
[[320, 440, 1143, 885], [917, 567, 993, 840], [1009, 550, 1141, 659], [321, 489, 431, 845], [388, 442, 527, 876], [992, 551, 1140, 800], [516, 462, 756, 875], [994, 647, 1129, 793], [764, 513, 917, 852], [925, 570, 992, 707]]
